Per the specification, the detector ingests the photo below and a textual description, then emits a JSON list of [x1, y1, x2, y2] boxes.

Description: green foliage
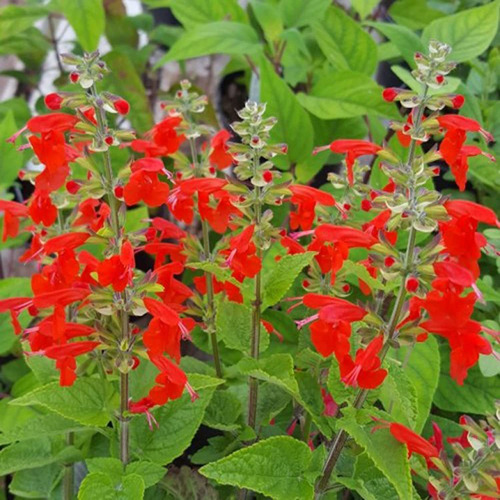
[[56, 0, 105, 52], [169, 0, 247, 27], [0, 5, 48, 41], [78, 472, 145, 500], [200, 436, 314, 500]]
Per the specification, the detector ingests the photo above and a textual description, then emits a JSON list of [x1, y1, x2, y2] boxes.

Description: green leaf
[[216, 297, 269, 354], [260, 57, 314, 166], [200, 436, 314, 500], [0, 414, 89, 445], [126, 461, 166, 488], [251, 1, 283, 44], [342, 260, 384, 291], [351, 0, 379, 20], [57, 0, 105, 52], [388, 0, 444, 30], [0, 437, 81, 476], [203, 390, 242, 431], [256, 383, 291, 425], [124, 206, 149, 232], [365, 22, 425, 68], [379, 363, 419, 428], [327, 356, 354, 406], [0, 277, 31, 355], [0, 5, 48, 41], [11, 378, 116, 427], [297, 71, 398, 120], [337, 408, 413, 500], [0, 111, 24, 189], [390, 65, 460, 96], [157, 22, 261, 65], [103, 50, 153, 133], [393, 336, 440, 433], [130, 380, 217, 464], [170, 0, 247, 28], [422, 1, 500, 63], [162, 466, 219, 499], [279, 0, 330, 28], [9, 463, 60, 499], [78, 472, 145, 500], [313, 6, 377, 75], [262, 252, 315, 310], [434, 345, 500, 415]]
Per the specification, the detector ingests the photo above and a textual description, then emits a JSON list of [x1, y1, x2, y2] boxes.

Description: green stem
[[63, 432, 74, 499], [92, 85, 130, 466], [302, 412, 312, 443], [314, 85, 428, 498]]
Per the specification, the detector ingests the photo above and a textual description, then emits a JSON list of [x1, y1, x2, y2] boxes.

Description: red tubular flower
[[26, 113, 79, 135], [339, 336, 387, 389], [362, 210, 398, 245], [310, 319, 351, 359], [209, 130, 233, 169], [382, 87, 402, 102], [288, 185, 336, 230], [314, 140, 381, 186], [146, 353, 189, 405], [73, 199, 111, 232], [223, 225, 261, 280], [0, 200, 28, 241], [97, 241, 135, 292], [28, 192, 57, 227], [44, 93, 64, 110], [444, 199, 499, 226], [388, 422, 439, 460], [419, 290, 492, 384], [113, 98, 130, 115], [314, 224, 377, 248], [42, 341, 100, 386], [432, 260, 474, 291], [33, 288, 90, 309], [42, 232, 90, 255], [446, 145, 495, 191], [303, 293, 367, 323], [308, 239, 348, 280], [131, 116, 185, 157], [123, 158, 170, 207], [143, 297, 180, 326]]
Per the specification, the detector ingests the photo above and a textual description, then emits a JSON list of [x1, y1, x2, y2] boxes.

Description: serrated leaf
[[393, 335, 440, 433], [433, 344, 499, 415], [156, 21, 261, 65], [10, 378, 116, 427], [78, 472, 145, 500], [388, 0, 444, 30], [327, 356, 354, 406], [260, 57, 314, 167], [216, 297, 269, 354], [200, 436, 314, 500], [313, 6, 377, 75], [422, 1, 499, 63], [130, 384, 216, 464], [0, 111, 24, 189], [279, 0, 329, 28], [170, 0, 247, 28], [337, 408, 412, 500], [256, 383, 291, 425], [126, 461, 166, 488], [262, 252, 315, 309], [203, 390, 242, 431], [9, 463, 60, 499], [57, 0, 105, 52], [297, 71, 399, 120]]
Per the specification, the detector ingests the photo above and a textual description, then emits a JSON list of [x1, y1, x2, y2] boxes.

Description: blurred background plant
[[0, 0, 498, 498]]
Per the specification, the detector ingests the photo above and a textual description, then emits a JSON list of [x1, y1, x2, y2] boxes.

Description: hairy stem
[[315, 85, 428, 497], [247, 182, 262, 431], [63, 432, 74, 499], [92, 86, 130, 466]]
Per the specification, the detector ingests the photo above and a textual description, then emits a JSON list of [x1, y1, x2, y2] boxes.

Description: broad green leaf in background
[[104, 0, 139, 48], [0, 5, 48, 41], [169, 0, 247, 28], [313, 6, 377, 75], [11, 378, 116, 427], [251, 1, 284, 44], [279, 0, 329, 28], [200, 436, 314, 500], [157, 22, 261, 65], [57, 0, 105, 52], [78, 472, 145, 500], [351, 0, 379, 20], [0, 112, 25, 189], [393, 336, 440, 433], [297, 71, 398, 120], [327, 356, 354, 406], [337, 408, 413, 500], [9, 463, 60, 499], [365, 22, 425, 68], [422, 1, 500, 63], [388, 0, 444, 30], [216, 297, 269, 354], [434, 345, 500, 415], [261, 252, 315, 309], [103, 50, 153, 133], [260, 58, 314, 167], [0, 277, 31, 355], [130, 374, 220, 464], [203, 389, 242, 431]]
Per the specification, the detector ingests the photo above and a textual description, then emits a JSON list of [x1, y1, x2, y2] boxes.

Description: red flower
[[113, 98, 130, 115], [362, 210, 398, 245], [339, 336, 387, 389], [27, 113, 79, 135], [388, 422, 439, 460], [73, 199, 110, 232], [28, 192, 57, 227], [42, 232, 90, 255], [209, 130, 233, 169], [314, 140, 381, 186], [0, 200, 28, 241], [289, 185, 335, 230], [446, 145, 495, 191], [310, 319, 351, 359], [131, 116, 185, 157], [432, 260, 474, 291], [146, 353, 188, 405], [222, 225, 261, 280], [44, 93, 64, 110], [419, 290, 492, 384], [97, 241, 135, 292], [314, 224, 377, 248], [444, 199, 498, 226], [303, 293, 367, 323], [123, 158, 170, 207], [42, 341, 100, 386]]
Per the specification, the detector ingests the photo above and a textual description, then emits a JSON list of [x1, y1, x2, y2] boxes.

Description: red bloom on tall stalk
[[209, 129, 233, 169], [123, 158, 170, 207], [131, 116, 185, 157], [97, 241, 135, 292], [222, 225, 261, 281], [288, 185, 335, 230], [0, 200, 28, 241]]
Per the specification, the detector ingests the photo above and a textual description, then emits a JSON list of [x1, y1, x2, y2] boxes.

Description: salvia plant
[[0, 41, 498, 500]]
